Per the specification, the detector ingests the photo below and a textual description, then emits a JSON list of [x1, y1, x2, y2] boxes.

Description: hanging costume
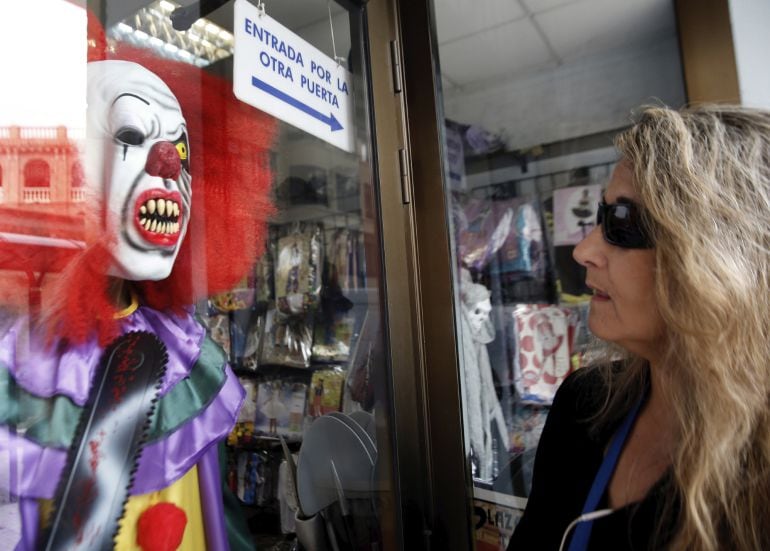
[[1, 306, 245, 550], [0, 15, 274, 551], [458, 271, 510, 481]]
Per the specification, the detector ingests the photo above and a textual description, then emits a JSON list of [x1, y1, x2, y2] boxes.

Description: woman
[[508, 105, 770, 550]]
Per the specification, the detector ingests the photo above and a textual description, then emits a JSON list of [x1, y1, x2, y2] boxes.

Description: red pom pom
[[136, 502, 188, 551]]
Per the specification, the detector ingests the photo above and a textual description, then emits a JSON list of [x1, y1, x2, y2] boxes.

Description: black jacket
[[507, 368, 676, 551]]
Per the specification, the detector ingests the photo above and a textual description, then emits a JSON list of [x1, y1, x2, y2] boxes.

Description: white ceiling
[[433, 0, 685, 150], [434, 0, 678, 90]]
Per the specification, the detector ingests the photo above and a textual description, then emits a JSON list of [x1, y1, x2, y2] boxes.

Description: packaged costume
[[253, 380, 307, 440], [511, 304, 578, 405]]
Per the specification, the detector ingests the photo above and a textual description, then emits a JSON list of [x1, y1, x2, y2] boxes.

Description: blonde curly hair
[[596, 105, 770, 550]]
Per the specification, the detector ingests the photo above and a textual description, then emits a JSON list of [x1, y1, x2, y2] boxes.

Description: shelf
[[228, 434, 302, 450], [270, 203, 361, 228]]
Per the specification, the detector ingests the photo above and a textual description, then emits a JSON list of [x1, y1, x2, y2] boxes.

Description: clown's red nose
[[145, 141, 181, 180]]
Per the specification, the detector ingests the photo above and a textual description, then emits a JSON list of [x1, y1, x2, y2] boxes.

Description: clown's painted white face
[[86, 60, 191, 281]]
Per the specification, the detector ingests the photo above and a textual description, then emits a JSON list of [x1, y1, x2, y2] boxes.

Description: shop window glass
[[432, 0, 686, 547], [0, 1, 396, 549]]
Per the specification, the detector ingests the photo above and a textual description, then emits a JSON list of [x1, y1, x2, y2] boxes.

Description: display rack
[[454, 144, 619, 515], [198, 130, 374, 546]]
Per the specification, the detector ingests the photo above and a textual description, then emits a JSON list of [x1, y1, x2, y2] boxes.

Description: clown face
[[86, 60, 191, 281]]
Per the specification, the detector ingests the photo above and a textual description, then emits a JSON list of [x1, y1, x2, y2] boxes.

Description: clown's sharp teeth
[[148, 199, 156, 214], [158, 198, 166, 216], [173, 203, 179, 217], [175, 222, 180, 233], [140, 205, 147, 214], [144, 219, 152, 230], [139, 217, 147, 226], [151, 219, 158, 232], [162, 222, 168, 234]]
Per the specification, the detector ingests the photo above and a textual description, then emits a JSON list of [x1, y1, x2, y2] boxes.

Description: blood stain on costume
[[88, 430, 106, 473]]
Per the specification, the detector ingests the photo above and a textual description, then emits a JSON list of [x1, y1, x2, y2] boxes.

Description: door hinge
[[398, 147, 411, 205], [389, 39, 403, 94], [391, 39, 409, 204]]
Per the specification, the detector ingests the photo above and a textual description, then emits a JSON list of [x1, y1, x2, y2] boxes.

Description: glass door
[[409, 0, 688, 549], [0, 0, 410, 549]]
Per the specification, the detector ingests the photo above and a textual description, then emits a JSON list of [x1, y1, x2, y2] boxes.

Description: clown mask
[[86, 60, 191, 281]]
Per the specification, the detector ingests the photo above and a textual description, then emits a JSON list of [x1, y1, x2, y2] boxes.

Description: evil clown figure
[[459, 269, 510, 481], [0, 50, 274, 551], [86, 60, 191, 282]]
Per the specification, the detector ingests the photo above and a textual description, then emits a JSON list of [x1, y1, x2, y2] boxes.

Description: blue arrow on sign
[[252, 76, 343, 132]]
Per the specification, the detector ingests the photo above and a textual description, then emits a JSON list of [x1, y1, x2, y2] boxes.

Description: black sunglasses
[[596, 201, 654, 249]]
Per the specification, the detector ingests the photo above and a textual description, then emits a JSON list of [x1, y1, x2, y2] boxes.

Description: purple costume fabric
[[0, 306, 245, 550]]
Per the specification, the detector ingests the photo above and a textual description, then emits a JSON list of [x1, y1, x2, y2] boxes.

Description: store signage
[[472, 489, 526, 551], [233, 0, 354, 153]]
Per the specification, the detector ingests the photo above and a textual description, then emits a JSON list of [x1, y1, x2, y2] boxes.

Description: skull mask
[[465, 297, 492, 334], [86, 60, 191, 281]]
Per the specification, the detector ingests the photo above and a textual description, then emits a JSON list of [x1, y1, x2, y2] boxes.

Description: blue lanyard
[[567, 396, 645, 551]]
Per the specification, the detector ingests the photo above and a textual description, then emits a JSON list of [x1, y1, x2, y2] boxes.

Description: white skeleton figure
[[86, 60, 191, 281], [466, 296, 492, 333], [459, 270, 510, 481]]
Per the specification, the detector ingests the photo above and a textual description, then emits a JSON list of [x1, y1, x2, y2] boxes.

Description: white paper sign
[[233, 0, 354, 153]]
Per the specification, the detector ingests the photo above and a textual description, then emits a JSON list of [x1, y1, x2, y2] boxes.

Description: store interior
[[431, 0, 687, 545], [100, 0, 690, 545], [0, 0, 691, 549]]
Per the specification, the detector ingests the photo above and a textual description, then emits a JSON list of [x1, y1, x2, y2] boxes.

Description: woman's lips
[[588, 284, 611, 302], [134, 189, 184, 247]]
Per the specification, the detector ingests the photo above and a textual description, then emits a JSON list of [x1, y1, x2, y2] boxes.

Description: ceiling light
[[106, 0, 234, 68]]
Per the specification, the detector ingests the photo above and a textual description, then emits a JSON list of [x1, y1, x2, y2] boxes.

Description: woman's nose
[[145, 141, 181, 180], [573, 224, 605, 268]]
